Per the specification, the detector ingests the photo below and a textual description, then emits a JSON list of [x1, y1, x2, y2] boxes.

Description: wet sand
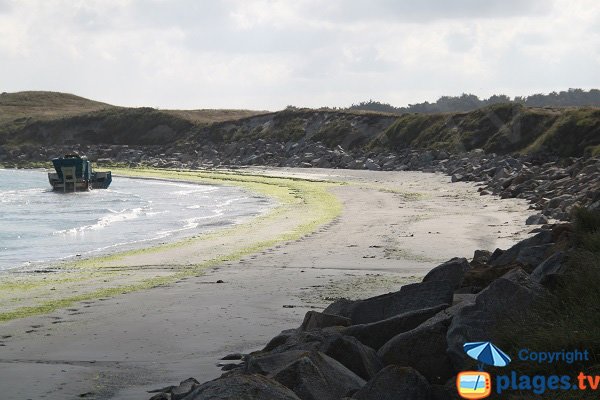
[[0, 168, 536, 399]]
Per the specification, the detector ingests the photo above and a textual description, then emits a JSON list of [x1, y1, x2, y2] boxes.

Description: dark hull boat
[[48, 154, 112, 192]]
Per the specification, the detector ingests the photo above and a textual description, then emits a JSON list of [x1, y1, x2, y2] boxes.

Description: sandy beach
[[0, 167, 536, 399]]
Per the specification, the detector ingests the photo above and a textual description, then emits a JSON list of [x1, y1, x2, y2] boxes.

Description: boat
[[48, 154, 112, 192]]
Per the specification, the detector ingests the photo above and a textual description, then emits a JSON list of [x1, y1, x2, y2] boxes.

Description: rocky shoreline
[[2, 140, 599, 221], [2, 138, 597, 399], [144, 220, 572, 400]]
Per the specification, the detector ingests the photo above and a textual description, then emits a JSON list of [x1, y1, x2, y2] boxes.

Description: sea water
[[0, 169, 272, 271]]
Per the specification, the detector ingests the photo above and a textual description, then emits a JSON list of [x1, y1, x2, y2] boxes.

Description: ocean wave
[[52, 207, 147, 235], [215, 197, 247, 208], [0, 188, 47, 202], [154, 210, 225, 236]]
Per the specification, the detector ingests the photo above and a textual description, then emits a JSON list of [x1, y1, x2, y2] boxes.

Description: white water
[[0, 169, 272, 271]]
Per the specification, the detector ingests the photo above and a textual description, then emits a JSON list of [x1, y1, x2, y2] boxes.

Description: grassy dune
[[0, 91, 269, 145], [377, 104, 600, 157], [3, 91, 599, 157]]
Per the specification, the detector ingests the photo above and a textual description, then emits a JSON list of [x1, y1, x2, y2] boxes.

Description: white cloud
[[0, 0, 598, 109]]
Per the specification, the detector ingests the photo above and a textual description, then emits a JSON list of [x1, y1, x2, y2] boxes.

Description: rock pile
[[3, 140, 598, 222], [146, 222, 573, 400]]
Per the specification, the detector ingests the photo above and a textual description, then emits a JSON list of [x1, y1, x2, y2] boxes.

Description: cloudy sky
[[0, 0, 598, 110]]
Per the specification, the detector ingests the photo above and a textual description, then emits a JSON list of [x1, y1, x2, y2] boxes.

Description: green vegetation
[[523, 108, 600, 156], [1, 106, 196, 146], [377, 105, 600, 157], [348, 88, 600, 114], [1, 90, 599, 157], [0, 91, 114, 141], [163, 109, 269, 125], [494, 208, 600, 399], [0, 91, 113, 123], [0, 91, 269, 146]]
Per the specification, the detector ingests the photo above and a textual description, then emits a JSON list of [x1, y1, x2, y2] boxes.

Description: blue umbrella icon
[[463, 341, 511, 370]]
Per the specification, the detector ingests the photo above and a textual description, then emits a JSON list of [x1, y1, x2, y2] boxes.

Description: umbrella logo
[[464, 341, 512, 370], [456, 342, 512, 399]]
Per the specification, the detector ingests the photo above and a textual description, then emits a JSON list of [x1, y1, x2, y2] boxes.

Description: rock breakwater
[[145, 221, 575, 400]]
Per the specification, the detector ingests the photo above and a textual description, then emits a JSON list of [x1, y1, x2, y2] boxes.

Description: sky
[[0, 0, 598, 110]]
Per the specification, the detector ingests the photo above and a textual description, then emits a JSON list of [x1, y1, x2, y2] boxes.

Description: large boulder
[[342, 304, 448, 350], [257, 329, 381, 380], [526, 213, 549, 225], [446, 268, 549, 370], [490, 230, 553, 267], [262, 328, 341, 354], [324, 280, 454, 324], [515, 244, 555, 268], [172, 378, 200, 400], [351, 366, 431, 400], [247, 350, 312, 376], [377, 301, 473, 384], [423, 257, 470, 289], [271, 351, 365, 400], [530, 251, 567, 285], [299, 311, 351, 331], [149, 378, 199, 400], [180, 371, 301, 400], [471, 250, 492, 265], [320, 335, 382, 380]]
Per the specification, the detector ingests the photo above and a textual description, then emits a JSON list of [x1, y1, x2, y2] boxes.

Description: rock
[[221, 363, 241, 372], [472, 250, 492, 265], [526, 213, 549, 225], [490, 230, 553, 267], [451, 174, 464, 183], [150, 393, 171, 400], [377, 320, 453, 383], [446, 268, 549, 370], [351, 366, 431, 400], [530, 251, 567, 285], [488, 248, 504, 264], [365, 159, 381, 171], [181, 371, 301, 400], [255, 329, 381, 380], [382, 159, 396, 170], [247, 350, 313, 376], [460, 263, 519, 292], [320, 335, 383, 380], [261, 328, 341, 354], [453, 293, 477, 305], [322, 298, 354, 317], [323, 280, 454, 324], [172, 378, 200, 400], [430, 383, 458, 400], [149, 385, 176, 395], [342, 304, 448, 350], [149, 378, 199, 400], [419, 151, 435, 164], [515, 244, 554, 268], [376, 302, 473, 384], [299, 311, 351, 331], [423, 257, 470, 289], [221, 353, 244, 361], [271, 351, 365, 400], [548, 194, 573, 209]]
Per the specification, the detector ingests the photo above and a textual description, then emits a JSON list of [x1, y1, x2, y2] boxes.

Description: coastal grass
[[495, 208, 600, 399], [0, 168, 343, 322]]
